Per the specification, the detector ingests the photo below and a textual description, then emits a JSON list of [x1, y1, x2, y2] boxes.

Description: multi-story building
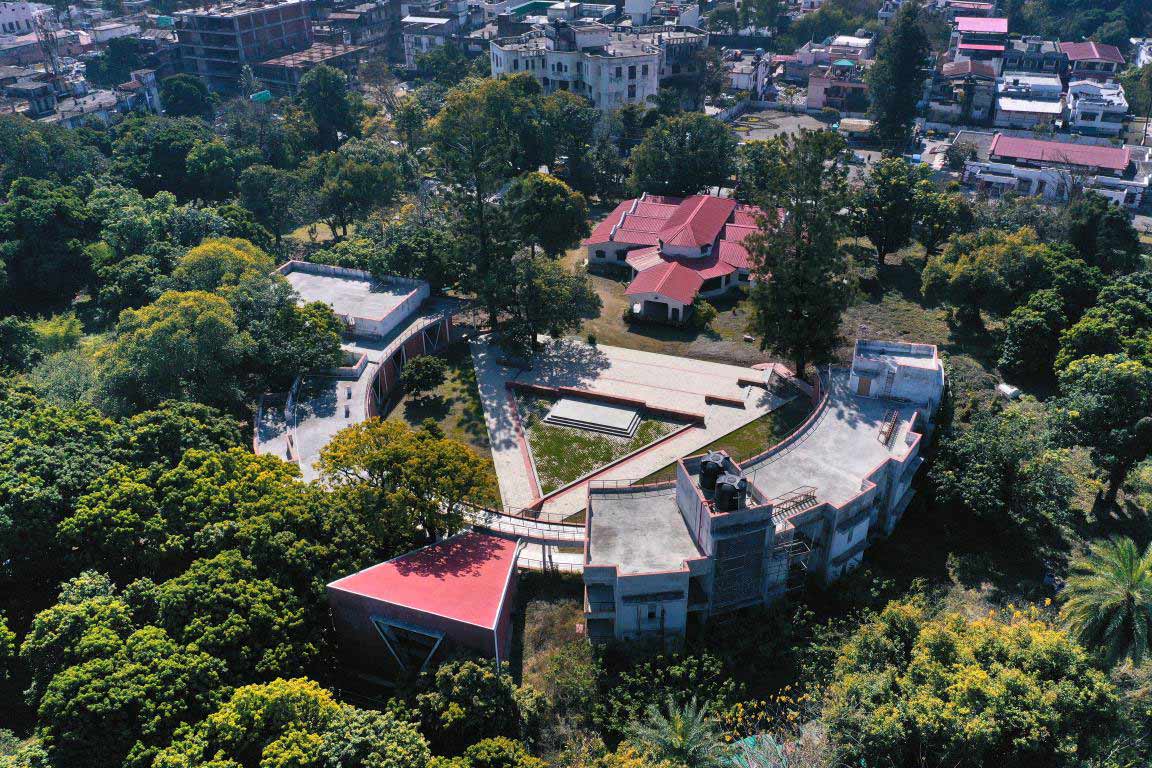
[[1065, 79, 1128, 136], [1059, 41, 1124, 81], [0, 1, 37, 35], [583, 340, 945, 642], [489, 18, 706, 109], [806, 59, 869, 115], [993, 73, 1063, 130], [317, 1, 399, 58], [927, 59, 996, 124], [253, 41, 365, 94], [948, 15, 1008, 64], [962, 132, 1152, 209], [1001, 36, 1067, 77], [175, 0, 315, 92]]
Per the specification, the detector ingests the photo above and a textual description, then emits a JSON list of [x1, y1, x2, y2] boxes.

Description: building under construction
[[175, 0, 315, 91]]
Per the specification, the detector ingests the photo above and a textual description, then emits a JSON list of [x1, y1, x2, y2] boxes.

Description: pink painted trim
[[505, 389, 543, 503]]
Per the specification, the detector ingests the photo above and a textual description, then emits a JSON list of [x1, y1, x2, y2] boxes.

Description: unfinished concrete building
[[583, 340, 945, 642]]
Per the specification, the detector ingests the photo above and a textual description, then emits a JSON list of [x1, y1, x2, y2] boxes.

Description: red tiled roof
[[659, 195, 738, 248], [625, 260, 704, 305], [327, 531, 519, 628], [634, 201, 679, 218], [1059, 41, 1124, 64], [583, 200, 630, 245], [617, 215, 666, 234], [721, 224, 759, 243], [955, 16, 1007, 33], [989, 133, 1131, 172], [941, 59, 997, 78], [625, 246, 664, 271], [718, 240, 752, 270]]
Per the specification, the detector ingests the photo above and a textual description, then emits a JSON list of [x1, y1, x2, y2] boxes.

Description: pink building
[[327, 531, 521, 677], [806, 59, 870, 114], [583, 193, 763, 323]]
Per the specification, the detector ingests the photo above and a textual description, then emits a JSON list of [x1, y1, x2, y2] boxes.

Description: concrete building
[[1059, 41, 1124, 81], [806, 59, 870, 115], [1065, 79, 1127, 136], [489, 18, 706, 108], [90, 21, 140, 43], [175, 0, 315, 92], [724, 48, 770, 100], [961, 132, 1152, 209], [948, 15, 1008, 64], [1001, 36, 1067, 77], [926, 58, 995, 124], [583, 340, 944, 642], [993, 73, 1063, 130], [583, 193, 760, 323], [318, 1, 398, 55], [328, 531, 522, 675], [0, 1, 37, 35], [253, 41, 365, 94]]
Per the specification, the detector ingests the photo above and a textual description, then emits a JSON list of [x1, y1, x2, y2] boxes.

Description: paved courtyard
[[470, 336, 798, 517]]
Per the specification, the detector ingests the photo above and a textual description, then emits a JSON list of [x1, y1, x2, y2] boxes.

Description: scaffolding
[[765, 527, 812, 595], [769, 486, 818, 523]]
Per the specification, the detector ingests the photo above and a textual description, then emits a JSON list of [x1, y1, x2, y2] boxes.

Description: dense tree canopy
[[628, 113, 737, 197]]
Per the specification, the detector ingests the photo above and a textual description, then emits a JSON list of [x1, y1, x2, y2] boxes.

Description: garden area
[[516, 393, 686, 494]]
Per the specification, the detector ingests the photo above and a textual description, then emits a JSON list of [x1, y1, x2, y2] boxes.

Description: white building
[[963, 132, 1152, 210], [583, 340, 945, 642], [1132, 38, 1152, 69], [490, 19, 706, 109], [1065, 79, 1128, 136], [994, 73, 1063, 130], [0, 2, 38, 35]]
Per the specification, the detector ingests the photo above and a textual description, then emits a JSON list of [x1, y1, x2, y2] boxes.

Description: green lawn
[[518, 394, 685, 494], [639, 395, 814, 483], [383, 342, 499, 504]]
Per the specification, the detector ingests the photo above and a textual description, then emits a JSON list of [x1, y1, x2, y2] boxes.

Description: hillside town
[[1, 0, 1152, 767]]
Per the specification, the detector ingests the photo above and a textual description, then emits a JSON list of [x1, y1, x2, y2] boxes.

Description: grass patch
[[639, 395, 814, 483], [518, 393, 684, 494], [383, 342, 499, 504]]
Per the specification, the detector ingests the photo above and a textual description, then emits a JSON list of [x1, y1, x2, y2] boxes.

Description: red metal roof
[[327, 531, 519, 628], [941, 59, 997, 78], [625, 260, 704, 305], [958, 43, 1005, 52], [659, 195, 738, 248], [1059, 41, 1124, 64], [582, 200, 630, 245], [955, 16, 1007, 33], [718, 240, 751, 270], [989, 133, 1130, 172]]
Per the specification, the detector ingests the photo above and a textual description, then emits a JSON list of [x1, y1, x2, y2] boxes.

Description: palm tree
[[626, 696, 727, 768], [1062, 537, 1152, 666]]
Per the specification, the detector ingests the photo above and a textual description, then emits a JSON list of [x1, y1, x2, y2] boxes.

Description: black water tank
[[700, 451, 725, 491], [715, 472, 745, 511]]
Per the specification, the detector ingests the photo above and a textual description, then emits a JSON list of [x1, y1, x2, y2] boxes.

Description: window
[[627, 84, 636, 98], [641, 63, 648, 76], [628, 65, 636, 79], [512, 59, 518, 70], [595, 249, 606, 259], [614, 66, 622, 78]]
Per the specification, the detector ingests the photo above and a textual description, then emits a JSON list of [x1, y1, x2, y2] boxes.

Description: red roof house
[[583, 193, 765, 322], [989, 134, 1131, 173], [1059, 41, 1125, 79], [327, 531, 521, 675]]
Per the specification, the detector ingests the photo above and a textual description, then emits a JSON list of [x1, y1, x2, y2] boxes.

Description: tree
[[415, 661, 541, 755], [822, 600, 1118, 767], [1066, 194, 1143, 275], [1055, 274, 1152, 370], [238, 164, 302, 246], [461, 738, 547, 768], [317, 419, 495, 548], [1055, 354, 1152, 505], [110, 116, 214, 198], [0, 177, 93, 310], [153, 549, 314, 681], [504, 172, 589, 257], [168, 237, 275, 294], [392, 94, 427, 148], [153, 677, 431, 768], [998, 289, 1067, 380], [97, 290, 253, 413], [400, 355, 447, 400], [743, 131, 855, 378], [1063, 537, 1152, 667], [303, 151, 399, 238], [85, 37, 143, 88], [160, 74, 211, 118], [867, 0, 930, 144], [914, 185, 973, 256], [0, 115, 107, 187], [34, 626, 226, 768], [185, 140, 238, 202], [297, 65, 363, 151], [625, 698, 726, 768], [501, 255, 601, 359], [629, 113, 737, 197], [854, 157, 927, 262]]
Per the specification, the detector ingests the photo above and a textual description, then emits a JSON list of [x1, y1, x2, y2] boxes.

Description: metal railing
[[517, 556, 583, 573]]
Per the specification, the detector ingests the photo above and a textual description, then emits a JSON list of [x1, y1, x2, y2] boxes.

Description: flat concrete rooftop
[[742, 369, 919, 507], [588, 488, 701, 575], [284, 270, 413, 321]]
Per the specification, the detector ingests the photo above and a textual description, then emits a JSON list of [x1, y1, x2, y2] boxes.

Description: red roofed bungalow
[[327, 531, 521, 677], [1059, 41, 1125, 80], [583, 193, 765, 323], [989, 133, 1131, 173]]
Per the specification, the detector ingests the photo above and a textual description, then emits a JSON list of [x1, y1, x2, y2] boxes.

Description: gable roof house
[[583, 193, 764, 323]]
